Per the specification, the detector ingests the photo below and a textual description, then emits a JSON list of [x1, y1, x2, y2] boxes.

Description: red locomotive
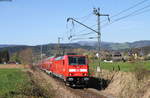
[[40, 54, 89, 87]]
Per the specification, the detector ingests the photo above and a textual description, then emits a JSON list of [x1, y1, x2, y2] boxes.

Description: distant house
[[128, 50, 140, 60], [146, 53, 150, 60], [112, 52, 123, 61], [147, 53, 150, 57], [100, 50, 112, 61]]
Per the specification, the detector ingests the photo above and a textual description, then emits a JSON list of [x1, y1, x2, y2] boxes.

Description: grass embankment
[[90, 60, 150, 72], [0, 67, 55, 98], [0, 69, 28, 97]]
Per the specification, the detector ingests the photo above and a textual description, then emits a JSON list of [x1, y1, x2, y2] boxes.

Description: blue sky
[[0, 0, 150, 45]]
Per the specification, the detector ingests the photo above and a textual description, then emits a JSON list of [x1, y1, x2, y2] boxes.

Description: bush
[[133, 65, 150, 81], [144, 56, 150, 61]]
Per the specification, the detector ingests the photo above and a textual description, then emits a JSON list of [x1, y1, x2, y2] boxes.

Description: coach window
[[78, 57, 86, 65], [69, 56, 86, 65], [63, 60, 65, 65]]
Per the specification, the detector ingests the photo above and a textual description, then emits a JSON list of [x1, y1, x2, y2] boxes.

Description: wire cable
[[111, 0, 149, 18], [73, 24, 97, 35], [115, 4, 150, 21], [70, 37, 97, 41], [68, 24, 97, 40], [101, 0, 149, 23], [102, 4, 150, 28], [132, 8, 150, 16], [75, 13, 93, 20], [74, 13, 93, 23], [67, 0, 150, 42], [71, 31, 96, 37]]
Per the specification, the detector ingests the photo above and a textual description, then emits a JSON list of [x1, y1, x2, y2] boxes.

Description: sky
[[0, 0, 150, 45]]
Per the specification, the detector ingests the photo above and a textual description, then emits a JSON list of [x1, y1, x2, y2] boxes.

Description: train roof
[[64, 55, 86, 57], [44, 56, 55, 60], [54, 55, 86, 61]]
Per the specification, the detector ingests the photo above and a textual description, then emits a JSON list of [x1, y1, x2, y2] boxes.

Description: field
[[0, 64, 25, 69], [0, 65, 55, 98], [89, 60, 150, 72], [0, 68, 28, 97], [0, 61, 149, 98]]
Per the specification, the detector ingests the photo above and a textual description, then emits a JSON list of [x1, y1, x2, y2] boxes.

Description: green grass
[[0, 69, 28, 97], [0, 64, 7, 66], [89, 60, 150, 72]]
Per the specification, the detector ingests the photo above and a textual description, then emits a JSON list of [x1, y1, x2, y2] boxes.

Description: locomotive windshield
[[68, 56, 86, 65]]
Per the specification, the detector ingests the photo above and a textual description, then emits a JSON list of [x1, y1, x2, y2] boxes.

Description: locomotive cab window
[[68, 56, 86, 65]]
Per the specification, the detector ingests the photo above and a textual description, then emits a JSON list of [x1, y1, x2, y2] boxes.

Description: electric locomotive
[[40, 54, 89, 87]]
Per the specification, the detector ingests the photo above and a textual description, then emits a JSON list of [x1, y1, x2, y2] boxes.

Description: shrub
[[133, 65, 150, 81]]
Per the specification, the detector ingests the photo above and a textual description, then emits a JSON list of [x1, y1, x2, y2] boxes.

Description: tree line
[[0, 49, 9, 64], [0, 48, 33, 64]]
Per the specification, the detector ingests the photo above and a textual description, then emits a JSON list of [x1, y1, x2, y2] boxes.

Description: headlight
[[68, 78, 74, 81], [69, 73, 74, 76], [84, 77, 89, 81], [82, 73, 88, 76]]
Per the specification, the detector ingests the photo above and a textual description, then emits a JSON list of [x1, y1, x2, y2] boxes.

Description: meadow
[[0, 65, 55, 98], [0, 68, 28, 97], [89, 60, 150, 72]]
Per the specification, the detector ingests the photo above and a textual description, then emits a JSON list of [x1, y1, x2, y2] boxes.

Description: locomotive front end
[[66, 55, 89, 87]]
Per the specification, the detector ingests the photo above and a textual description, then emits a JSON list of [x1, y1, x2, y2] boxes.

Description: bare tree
[[19, 48, 33, 65]]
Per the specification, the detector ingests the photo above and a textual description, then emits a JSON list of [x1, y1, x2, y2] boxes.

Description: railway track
[[67, 88, 106, 98], [39, 68, 114, 98]]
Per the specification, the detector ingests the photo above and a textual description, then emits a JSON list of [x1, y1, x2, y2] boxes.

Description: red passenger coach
[[40, 56, 55, 73], [40, 54, 89, 87]]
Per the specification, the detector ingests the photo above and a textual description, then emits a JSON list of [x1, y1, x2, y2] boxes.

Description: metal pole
[[58, 37, 63, 55], [93, 8, 109, 73], [97, 9, 101, 72], [58, 37, 60, 55], [67, 8, 109, 76], [67, 18, 98, 34], [41, 45, 43, 61], [93, 8, 110, 90]]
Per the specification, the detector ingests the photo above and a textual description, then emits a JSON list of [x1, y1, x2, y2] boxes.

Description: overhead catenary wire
[[68, 0, 150, 34], [71, 31, 96, 37], [65, 0, 150, 41], [68, 31, 96, 40], [68, 0, 150, 42], [131, 8, 150, 17], [101, 4, 150, 28], [74, 13, 93, 23], [66, 0, 150, 44], [68, 24, 97, 39], [101, 0, 149, 23], [115, 4, 150, 21], [66, 14, 95, 35], [66, 1, 98, 39], [110, 0, 149, 18], [70, 37, 97, 42]]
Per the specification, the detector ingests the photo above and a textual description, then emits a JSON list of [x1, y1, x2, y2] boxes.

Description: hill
[[0, 40, 150, 55], [77, 40, 150, 50], [0, 45, 17, 48]]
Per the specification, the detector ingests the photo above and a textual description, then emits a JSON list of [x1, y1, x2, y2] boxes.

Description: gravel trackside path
[[30, 68, 108, 98], [0, 64, 25, 69], [29, 69, 79, 98]]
